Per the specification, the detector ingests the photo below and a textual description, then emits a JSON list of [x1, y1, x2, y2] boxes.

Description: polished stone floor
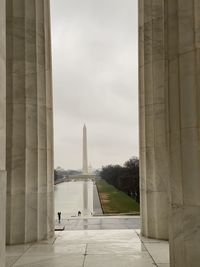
[[55, 216, 140, 230], [6, 229, 169, 267]]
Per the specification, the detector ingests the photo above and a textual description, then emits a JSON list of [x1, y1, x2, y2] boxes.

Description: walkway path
[[6, 228, 169, 267], [55, 216, 140, 230], [93, 184, 103, 215]]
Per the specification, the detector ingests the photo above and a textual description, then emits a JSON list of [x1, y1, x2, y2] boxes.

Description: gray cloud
[[51, 0, 138, 169]]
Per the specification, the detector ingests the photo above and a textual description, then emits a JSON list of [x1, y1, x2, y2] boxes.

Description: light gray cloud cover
[[51, 0, 138, 169]]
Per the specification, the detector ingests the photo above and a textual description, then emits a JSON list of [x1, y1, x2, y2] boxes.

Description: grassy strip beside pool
[[96, 179, 140, 214]]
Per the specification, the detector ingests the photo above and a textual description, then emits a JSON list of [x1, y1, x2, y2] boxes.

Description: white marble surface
[[0, 0, 6, 266], [2, 0, 200, 266], [6, 229, 169, 267], [0, 171, 6, 267], [144, 242, 169, 264], [0, 0, 6, 171], [140, 0, 200, 265], [6, 0, 54, 245], [166, 0, 200, 266], [139, 0, 169, 240]]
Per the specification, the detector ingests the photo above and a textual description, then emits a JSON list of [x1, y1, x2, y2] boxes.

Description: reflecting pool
[[54, 180, 94, 219]]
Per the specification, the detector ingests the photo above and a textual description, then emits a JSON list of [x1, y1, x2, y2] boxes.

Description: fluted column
[[139, 0, 169, 240], [166, 1, 200, 266], [0, 0, 6, 265], [6, 0, 54, 245]]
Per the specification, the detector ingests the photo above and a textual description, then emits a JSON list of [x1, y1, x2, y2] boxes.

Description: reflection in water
[[54, 180, 94, 219]]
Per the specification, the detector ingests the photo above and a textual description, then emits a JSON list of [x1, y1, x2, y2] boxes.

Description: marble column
[[0, 0, 6, 265], [6, 0, 54, 245], [166, 0, 200, 266], [139, 0, 169, 240]]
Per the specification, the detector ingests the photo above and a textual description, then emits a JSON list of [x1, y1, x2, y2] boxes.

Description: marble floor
[[6, 229, 169, 267], [55, 216, 141, 230]]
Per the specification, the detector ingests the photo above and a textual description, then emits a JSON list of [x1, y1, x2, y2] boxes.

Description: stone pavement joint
[[6, 228, 169, 267], [136, 232, 158, 267], [82, 244, 88, 267]]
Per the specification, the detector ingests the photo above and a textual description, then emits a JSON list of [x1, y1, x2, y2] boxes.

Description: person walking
[[57, 212, 61, 223]]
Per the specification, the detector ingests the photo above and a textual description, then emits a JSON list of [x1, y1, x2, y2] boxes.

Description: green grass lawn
[[96, 179, 140, 214]]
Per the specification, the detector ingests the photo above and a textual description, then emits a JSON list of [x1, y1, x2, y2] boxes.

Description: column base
[[0, 171, 6, 267]]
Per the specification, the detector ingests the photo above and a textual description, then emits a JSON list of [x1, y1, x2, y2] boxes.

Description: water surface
[[54, 180, 94, 219]]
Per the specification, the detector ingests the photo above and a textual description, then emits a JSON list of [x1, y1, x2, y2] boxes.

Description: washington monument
[[82, 124, 88, 174]]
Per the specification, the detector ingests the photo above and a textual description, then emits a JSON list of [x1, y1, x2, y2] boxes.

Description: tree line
[[54, 167, 82, 182], [99, 157, 140, 203]]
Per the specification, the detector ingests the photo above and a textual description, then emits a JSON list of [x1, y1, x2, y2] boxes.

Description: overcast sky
[[51, 0, 138, 170]]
